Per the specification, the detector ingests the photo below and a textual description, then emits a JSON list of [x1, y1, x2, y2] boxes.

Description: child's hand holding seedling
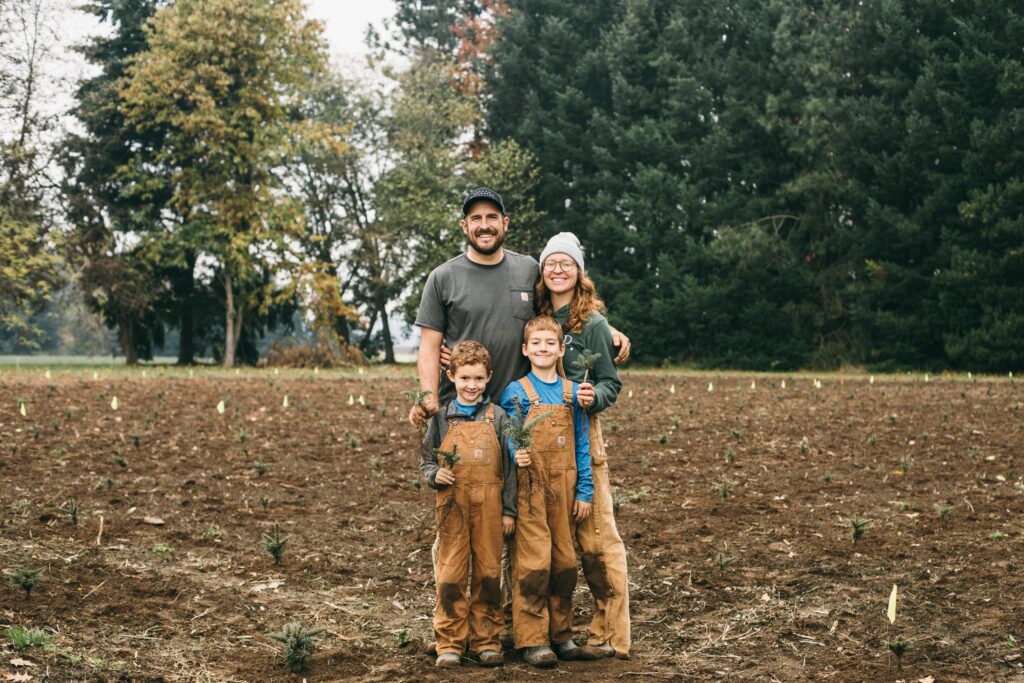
[[502, 515, 515, 536], [435, 467, 455, 486], [577, 381, 595, 409], [515, 448, 531, 467]]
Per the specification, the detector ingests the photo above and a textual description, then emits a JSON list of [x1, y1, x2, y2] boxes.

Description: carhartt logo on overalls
[[474, 448, 484, 460], [557, 436, 566, 447]]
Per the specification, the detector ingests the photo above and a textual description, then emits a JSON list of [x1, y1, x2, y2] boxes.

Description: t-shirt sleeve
[[572, 385, 593, 503], [414, 268, 446, 332]]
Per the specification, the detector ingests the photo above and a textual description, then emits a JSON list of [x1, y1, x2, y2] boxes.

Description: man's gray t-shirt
[[415, 250, 540, 405]]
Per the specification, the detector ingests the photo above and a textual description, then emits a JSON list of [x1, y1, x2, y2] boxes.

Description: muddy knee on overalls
[[438, 583, 464, 618], [550, 567, 576, 602], [478, 575, 502, 613], [519, 568, 550, 608], [581, 552, 614, 601]]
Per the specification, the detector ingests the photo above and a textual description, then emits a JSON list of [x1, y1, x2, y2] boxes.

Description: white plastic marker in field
[[142, 370, 147, 378], [968, 372, 972, 379], [216, 400, 225, 415], [627, 389, 633, 398], [45, 368, 51, 379], [19, 401, 27, 417], [314, 367, 319, 376], [358, 367, 365, 375], [669, 384, 675, 395], [358, 394, 365, 406], [282, 395, 289, 408], [111, 396, 118, 411], [887, 584, 898, 624], [707, 381, 714, 392], [347, 394, 354, 406], [92, 370, 99, 380], [870, 375, 875, 385], [750, 380, 756, 390], [781, 379, 786, 389], [189, 368, 194, 378], [814, 379, 822, 390], [924, 373, 930, 382]]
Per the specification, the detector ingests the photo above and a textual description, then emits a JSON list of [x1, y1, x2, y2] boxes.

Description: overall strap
[[519, 377, 541, 404], [484, 404, 495, 424], [561, 377, 574, 406]]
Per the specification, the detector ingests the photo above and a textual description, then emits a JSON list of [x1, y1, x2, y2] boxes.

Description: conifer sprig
[[434, 443, 460, 468], [572, 349, 602, 383]]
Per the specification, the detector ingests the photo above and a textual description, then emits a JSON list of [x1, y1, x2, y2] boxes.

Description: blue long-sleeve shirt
[[499, 371, 593, 503]]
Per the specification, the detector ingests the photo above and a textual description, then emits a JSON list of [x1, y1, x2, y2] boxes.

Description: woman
[[535, 232, 629, 660]]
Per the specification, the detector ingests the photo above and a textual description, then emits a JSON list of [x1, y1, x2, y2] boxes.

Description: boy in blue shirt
[[499, 316, 593, 668]]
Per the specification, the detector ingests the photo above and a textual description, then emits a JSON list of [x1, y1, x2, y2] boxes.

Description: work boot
[[435, 653, 461, 668], [522, 646, 557, 668], [554, 639, 582, 661], [477, 650, 504, 667], [577, 642, 615, 660]]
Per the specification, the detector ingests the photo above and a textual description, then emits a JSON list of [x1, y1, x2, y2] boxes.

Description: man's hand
[[408, 392, 439, 428], [435, 467, 455, 486], [439, 344, 452, 369], [609, 325, 631, 365], [515, 449, 531, 467], [577, 381, 595, 409], [573, 500, 592, 522], [502, 515, 515, 536]]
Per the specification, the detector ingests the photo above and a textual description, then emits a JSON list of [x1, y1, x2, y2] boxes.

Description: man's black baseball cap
[[462, 187, 505, 215]]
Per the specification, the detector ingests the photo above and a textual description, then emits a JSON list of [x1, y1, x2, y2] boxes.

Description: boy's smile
[[523, 330, 565, 372], [448, 362, 491, 405]]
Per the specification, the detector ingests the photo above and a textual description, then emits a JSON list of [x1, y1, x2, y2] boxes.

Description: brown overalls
[[433, 405, 505, 655], [511, 376, 578, 648]]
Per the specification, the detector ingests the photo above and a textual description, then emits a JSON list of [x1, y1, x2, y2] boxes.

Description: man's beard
[[467, 228, 506, 256]]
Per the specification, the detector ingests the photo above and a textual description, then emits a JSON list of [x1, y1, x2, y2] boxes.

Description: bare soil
[[1, 368, 1022, 682]]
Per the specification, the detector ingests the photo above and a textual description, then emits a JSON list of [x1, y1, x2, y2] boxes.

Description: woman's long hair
[[534, 269, 607, 334]]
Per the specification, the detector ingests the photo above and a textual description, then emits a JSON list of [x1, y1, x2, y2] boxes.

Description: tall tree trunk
[[176, 251, 196, 365], [379, 303, 395, 364], [224, 271, 235, 367], [119, 320, 138, 365]]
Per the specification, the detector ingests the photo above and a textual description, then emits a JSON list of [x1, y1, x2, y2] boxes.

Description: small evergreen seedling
[[259, 495, 270, 510], [850, 517, 872, 542], [401, 388, 430, 407], [717, 553, 735, 573], [934, 503, 953, 523], [887, 635, 910, 670], [434, 444, 460, 469], [60, 499, 82, 525], [251, 461, 268, 477], [571, 349, 601, 383], [266, 623, 324, 673], [714, 479, 737, 500], [433, 445, 462, 532], [10, 566, 43, 597], [820, 471, 835, 483], [262, 525, 291, 564], [503, 403, 552, 514], [112, 453, 127, 468]]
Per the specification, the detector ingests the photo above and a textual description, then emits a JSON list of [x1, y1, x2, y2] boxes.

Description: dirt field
[[1, 367, 1022, 682]]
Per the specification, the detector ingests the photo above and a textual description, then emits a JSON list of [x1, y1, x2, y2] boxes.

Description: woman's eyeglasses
[[543, 260, 577, 273]]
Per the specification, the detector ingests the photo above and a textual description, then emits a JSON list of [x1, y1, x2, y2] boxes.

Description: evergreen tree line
[[485, 0, 1024, 371], [2, 0, 1020, 371]]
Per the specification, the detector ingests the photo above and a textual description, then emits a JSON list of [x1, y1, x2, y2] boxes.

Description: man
[[409, 187, 629, 427]]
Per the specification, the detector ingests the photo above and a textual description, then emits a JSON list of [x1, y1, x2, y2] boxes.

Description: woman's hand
[[577, 382, 595, 409], [515, 449, 531, 467], [573, 500, 592, 522], [502, 515, 516, 536], [435, 467, 455, 486], [608, 326, 631, 365]]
